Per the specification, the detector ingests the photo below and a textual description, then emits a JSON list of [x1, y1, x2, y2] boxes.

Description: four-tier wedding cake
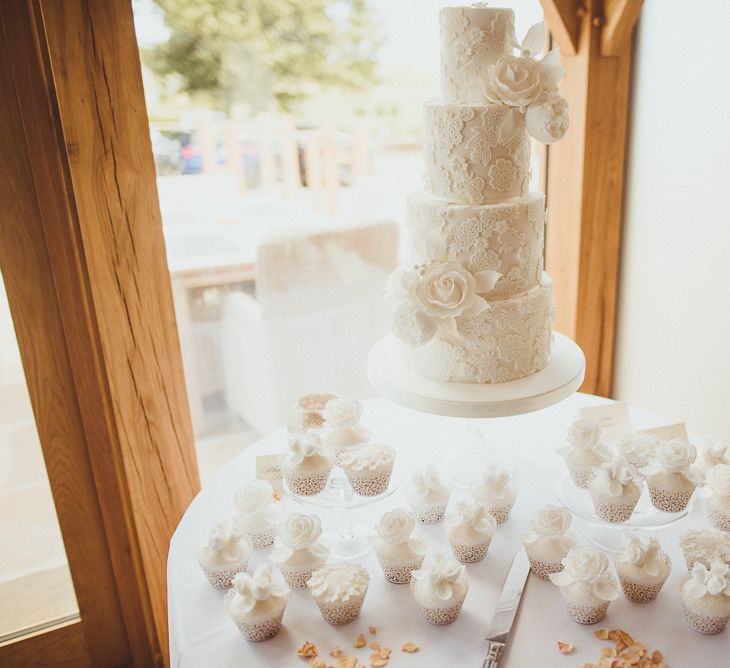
[[388, 4, 569, 384]]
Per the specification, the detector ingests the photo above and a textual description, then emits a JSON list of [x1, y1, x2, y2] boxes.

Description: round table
[[168, 394, 729, 667]]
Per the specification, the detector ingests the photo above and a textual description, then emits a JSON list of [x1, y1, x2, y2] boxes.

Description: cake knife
[[482, 548, 531, 668]]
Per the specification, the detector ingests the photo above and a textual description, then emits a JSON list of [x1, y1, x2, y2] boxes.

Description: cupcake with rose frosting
[[550, 545, 620, 624], [521, 504, 576, 581], [321, 396, 370, 463], [198, 522, 250, 589], [271, 513, 328, 589], [446, 499, 497, 563], [372, 508, 427, 583], [281, 428, 333, 496], [411, 552, 469, 625], [308, 561, 370, 625], [557, 419, 610, 488], [697, 441, 730, 475], [471, 463, 517, 524], [614, 432, 658, 483], [614, 533, 671, 603], [233, 480, 281, 549], [705, 464, 730, 531], [405, 465, 451, 524], [588, 457, 641, 523], [225, 563, 288, 641], [680, 561, 730, 634], [340, 442, 396, 496], [644, 438, 702, 513], [680, 528, 730, 572]]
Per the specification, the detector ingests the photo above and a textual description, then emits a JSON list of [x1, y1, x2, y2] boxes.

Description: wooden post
[[540, 0, 643, 396], [321, 128, 340, 217], [303, 131, 323, 211], [281, 117, 302, 197], [197, 121, 218, 174]]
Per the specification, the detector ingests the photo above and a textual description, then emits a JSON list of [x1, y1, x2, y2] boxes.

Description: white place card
[[639, 423, 689, 441], [256, 454, 284, 495], [579, 402, 632, 443]]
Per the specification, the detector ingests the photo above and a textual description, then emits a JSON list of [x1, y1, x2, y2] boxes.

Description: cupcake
[[644, 438, 702, 513], [372, 508, 427, 583], [271, 513, 328, 589], [697, 441, 730, 475], [588, 457, 641, 523], [680, 528, 730, 571], [404, 465, 451, 524], [445, 499, 496, 563], [339, 442, 396, 496], [615, 432, 658, 483], [557, 419, 609, 488], [281, 429, 333, 496], [233, 480, 281, 549], [614, 534, 671, 602], [680, 561, 730, 634], [225, 563, 288, 641], [550, 545, 619, 624], [198, 522, 250, 588], [308, 561, 369, 625], [705, 464, 730, 531], [287, 392, 337, 433], [521, 504, 576, 581], [471, 463, 517, 524], [321, 396, 370, 463], [411, 553, 469, 625]]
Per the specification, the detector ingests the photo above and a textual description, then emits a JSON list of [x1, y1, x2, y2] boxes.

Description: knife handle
[[482, 640, 505, 668]]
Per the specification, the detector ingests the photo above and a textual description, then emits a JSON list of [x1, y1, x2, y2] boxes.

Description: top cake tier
[[440, 5, 515, 104]]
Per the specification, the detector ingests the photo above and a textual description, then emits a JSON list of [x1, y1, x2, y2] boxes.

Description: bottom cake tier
[[406, 278, 553, 384]]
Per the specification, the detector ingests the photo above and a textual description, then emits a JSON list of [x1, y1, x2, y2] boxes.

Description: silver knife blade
[[483, 548, 531, 667]]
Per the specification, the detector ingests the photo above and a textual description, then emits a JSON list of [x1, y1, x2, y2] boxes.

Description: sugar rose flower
[[234, 480, 274, 513], [567, 419, 601, 451], [656, 438, 697, 473], [377, 508, 416, 544], [561, 545, 608, 581], [279, 513, 322, 550], [323, 397, 362, 429], [707, 464, 730, 497], [487, 55, 544, 107], [529, 504, 571, 539], [526, 92, 569, 144], [415, 262, 483, 319]]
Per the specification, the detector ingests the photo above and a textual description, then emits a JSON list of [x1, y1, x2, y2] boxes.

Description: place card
[[579, 402, 632, 443], [256, 454, 284, 495], [639, 423, 689, 441]]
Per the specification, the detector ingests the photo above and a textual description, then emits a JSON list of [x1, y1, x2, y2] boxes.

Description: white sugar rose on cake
[[614, 534, 671, 603], [697, 441, 730, 474], [471, 463, 517, 523], [588, 457, 641, 523], [557, 419, 609, 488], [644, 438, 702, 513], [233, 480, 281, 550], [445, 499, 497, 563], [405, 464, 451, 524], [339, 442, 396, 496], [680, 561, 730, 634], [281, 428, 333, 496], [614, 432, 659, 483], [521, 504, 576, 581], [321, 396, 369, 463], [411, 552, 469, 625], [705, 464, 730, 531], [308, 561, 370, 625], [198, 521, 250, 589], [271, 513, 328, 589], [549, 545, 619, 624], [680, 528, 730, 572], [225, 563, 288, 642], [372, 508, 427, 583]]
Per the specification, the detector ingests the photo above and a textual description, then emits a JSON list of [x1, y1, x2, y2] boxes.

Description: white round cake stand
[[367, 333, 586, 488]]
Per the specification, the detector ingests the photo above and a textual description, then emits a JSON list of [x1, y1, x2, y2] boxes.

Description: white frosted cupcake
[[373, 508, 427, 584], [233, 480, 281, 549], [321, 396, 369, 463], [471, 463, 517, 524], [697, 441, 730, 475], [645, 439, 702, 513], [614, 534, 671, 602], [405, 465, 451, 524], [589, 457, 641, 523], [281, 429, 333, 496], [271, 513, 328, 589], [521, 505, 576, 581], [680, 561, 730, 634], [225, 563, 288, 641], [705, 464, 730, 531], [287, 392, 338, 433], [557, 419, 610, 488], [340, 442, 396, 496], [308, 562, 369, 625], [615, 432, 658, 483], [680, 528, 730, 572], [198, 522, 250, 589], [550, 545, 619, 624], [445, 499, 496, 563], [411, 553, 468, 625]]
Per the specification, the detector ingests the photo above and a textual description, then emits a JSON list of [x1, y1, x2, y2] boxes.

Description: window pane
[[0, 276, 78, 641]]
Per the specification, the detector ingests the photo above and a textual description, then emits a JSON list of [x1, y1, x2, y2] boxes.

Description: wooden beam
[[0, 621, 90, 668], [545, 0, 641, 396], [601, 0, 643, 56], [540, 0, 581, 56]]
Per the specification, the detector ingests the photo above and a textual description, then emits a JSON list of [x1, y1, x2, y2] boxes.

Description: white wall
[[614, 0, 730, 443]]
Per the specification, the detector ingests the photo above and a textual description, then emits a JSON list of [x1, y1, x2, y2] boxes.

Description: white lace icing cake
[[388, 4, 569, 384]]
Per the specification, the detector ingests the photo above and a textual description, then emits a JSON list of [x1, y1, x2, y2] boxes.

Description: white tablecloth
[[168, 394, 730, 667]]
